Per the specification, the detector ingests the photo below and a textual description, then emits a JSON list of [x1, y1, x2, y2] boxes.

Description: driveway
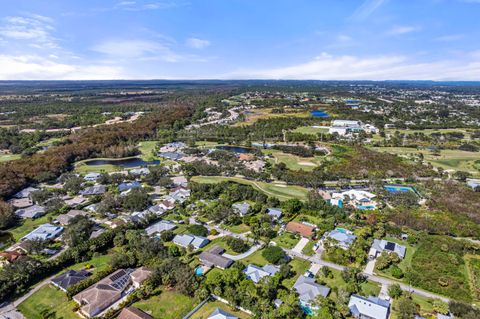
[[292, 238, 309, 254], [364, 258, 376, 275]]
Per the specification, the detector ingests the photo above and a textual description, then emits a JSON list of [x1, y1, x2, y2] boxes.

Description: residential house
[[244, 264, 279, 284], [145, 220, 177, 236], [244, 160, 265, 172], [130, 267, 152, 288], [13, 187, 39, 199], [159, 198, 175, 211], [323, 228, 356, 249], [348, 295, 390, 319], [64, 195, 88, 207], [147, 204, 166, 216], [232, 202, 250, 217], [0, 251, 23, 266], [173, 234, 209, 249], [56, 210, 88, 225], [129, 168, 150, 176], [199, 246, 233, 270], [159, 142, 186, 153], [467, 179, 480, 191], [7, 197, 33, 209], [51, 270, 91, 292], [80, 185, 106, 196], [207, 308, 238, 319], [84, 172, 102, 182], [118, 181, 141, 192], [293, 275, 330, 306], [73, 268, 135, 318], [330, 190, 377, 210], [171, 175, 188, 187], [15, 204, 45, 219], [286, 221, 316, 238], [118, 307, 153, 319], [369, 239, 406, 259], [21, 223, 63, 241], [158, 152, 183, 161], [267, 207, 282, 220], [169, 187, 190, 203]]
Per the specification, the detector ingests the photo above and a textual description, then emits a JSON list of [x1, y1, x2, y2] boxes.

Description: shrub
[[390, 265, 404, 279], [388, 283, 403, 298], [187, 224, 208, 237], [225, 236, 249, 253]]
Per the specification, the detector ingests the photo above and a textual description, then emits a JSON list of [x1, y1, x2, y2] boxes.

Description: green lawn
[[302, 240, 316, 256], [190, 176, 309, 201], [317, 268, 380, 297], [224, 223, 250, 234], [202, 236, 248, 256], [272, 232, 299, 249], [190, 301, 250, 319], [241, 249, 268, 266], [133, 290, 196, 319], [262, 149, 324, 171], [292, 126, 329, 135], [18, 285, 79, 319], [0, 153, 21, 162], [282, 258, 311, 288], [138, 141, 159, 161]]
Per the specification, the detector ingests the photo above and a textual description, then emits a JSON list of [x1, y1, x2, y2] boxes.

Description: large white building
[[329, 119, 377, 136]]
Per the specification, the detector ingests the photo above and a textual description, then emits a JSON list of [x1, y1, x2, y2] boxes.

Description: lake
[[310, 110, 330, 118], [84, 157, 160, 168], [216, 145, 253, 154]]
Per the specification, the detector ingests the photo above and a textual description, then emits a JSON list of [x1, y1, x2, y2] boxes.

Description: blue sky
[[0, 0, 479, 80]]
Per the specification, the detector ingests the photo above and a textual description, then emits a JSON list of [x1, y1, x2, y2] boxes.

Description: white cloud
[[226, 52, 480, 81], [433, 34, 465, 42], [0, 15, 58, 49], [350, 0, 388, 21], [92, 39, 182, 62], [186, 37, 210, 49], [386, 25, 420, 35], [0, 55, 124, 80]]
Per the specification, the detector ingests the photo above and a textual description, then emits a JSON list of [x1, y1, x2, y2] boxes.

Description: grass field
[[0, 153, 21, 162], [385, 128, 473, 139], [138, 141, 159, 161], [302, 240, 316, 256], [282, 258, 311, 288], [371, 146, 480, 176], [241, 248, 268, 266], [190, 301, 251, 319], [262, 149, 324, 171], [18, 285, 79, 319], [292, 126, 329, 135], [190, 176, 309, 201], [317, 268, 381, 297], [224, 223, 250, 234], [272, 232, 299, 249], [234, 108, 311, 126], [133, 290, 196, 319]]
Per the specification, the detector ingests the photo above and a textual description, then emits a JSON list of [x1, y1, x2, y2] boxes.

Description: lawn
[[133, 290, 196, 319], [465, 254, 480, 301], [233, 108, 311, 126], [292, 126, 329, 135], [224, 223, 250, 234], [272, 232, 299, 249], [190, 300, 251, 319], [262, 149, 324, 171], [390, 294, 437, 319], [0, 153, 21, 162], [317, 268, 381, 297], [190, 176, 309, 201], [74, 160, 120, 174], [8, 213, 59, 241], [67, 254, 113, 273], [302, 240, 316, 256], [282, 258, 310, 288], [138, 141, 159, 161], [241, 248, 268, 266], [202, 236, 248, 256], [18, 285, 79, 319], [371, 146, 480, 176]]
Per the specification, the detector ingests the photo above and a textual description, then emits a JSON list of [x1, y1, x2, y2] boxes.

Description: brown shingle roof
[[118, 307, 153, 319], [286, 221, 315, 238]]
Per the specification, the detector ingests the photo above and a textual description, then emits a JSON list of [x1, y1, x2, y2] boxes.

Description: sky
[[0, 0, 479, 80]]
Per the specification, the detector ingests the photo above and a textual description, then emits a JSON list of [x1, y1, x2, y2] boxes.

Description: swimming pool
[[195, 266, 204, 276], [356, 205, 376, 210]]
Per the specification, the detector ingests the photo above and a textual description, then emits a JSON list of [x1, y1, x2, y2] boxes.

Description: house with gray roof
[[118, 181, 141, 192], [173, 234, 209, 249], [244, 264, 279, 284], [129, 168, 150, 176], [148, 204, 166, 216], [15, 204, 46, 219], [267, 207, 282, 219], [158, 152, 183, 161], [51, 270, 91, 292], [293, 275, 330, 305], [348, 295, 390, 319], [21, 223, 64, 241], [323, 228, 356, 249], [369, 239, 407, 259], [13, 187, 39, 199], [80, 185, 106, 196], [84, 172, 102, 182], [232, 202, 250, 216], [56, 210, 88, 225], [199, 246, 233, 270], [145, 220, 177, 236], [207, 308, 238, 319]]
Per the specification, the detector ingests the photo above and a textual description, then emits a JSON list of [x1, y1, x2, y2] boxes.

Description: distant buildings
[[328, 119, 377, 136]]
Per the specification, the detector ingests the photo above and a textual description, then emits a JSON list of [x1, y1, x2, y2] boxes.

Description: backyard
[[133, 290, 196, 319], [190, 300, 251, 319]]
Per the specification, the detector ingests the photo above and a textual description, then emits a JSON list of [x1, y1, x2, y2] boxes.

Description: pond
[[83, 157, 160, 168], [310, 110, 330, 118], [216, 145, 254, 154]]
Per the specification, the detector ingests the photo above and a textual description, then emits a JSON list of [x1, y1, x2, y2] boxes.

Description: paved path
[[292, 238, 309, 254], [364, 259, 376, 275]]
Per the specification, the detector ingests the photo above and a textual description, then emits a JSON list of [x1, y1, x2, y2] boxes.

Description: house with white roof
[[207, 308, 238, 319], [369, 239, 406, 259], [267, 207, 282, 219], [21, 223, 64, 241], [244, 264, 279, 284], [129, 168, 150, 176], [293, 275, 330, 306], [145, 220, 177, 236], [84, 173, 102, 182], [323, 228, 356, 249], [348, 294, 390, 319], [173, 234, 209, 249], [330, 189, 378, 210], [169, 187, 190, 203], [232, 202, 250, 216]]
